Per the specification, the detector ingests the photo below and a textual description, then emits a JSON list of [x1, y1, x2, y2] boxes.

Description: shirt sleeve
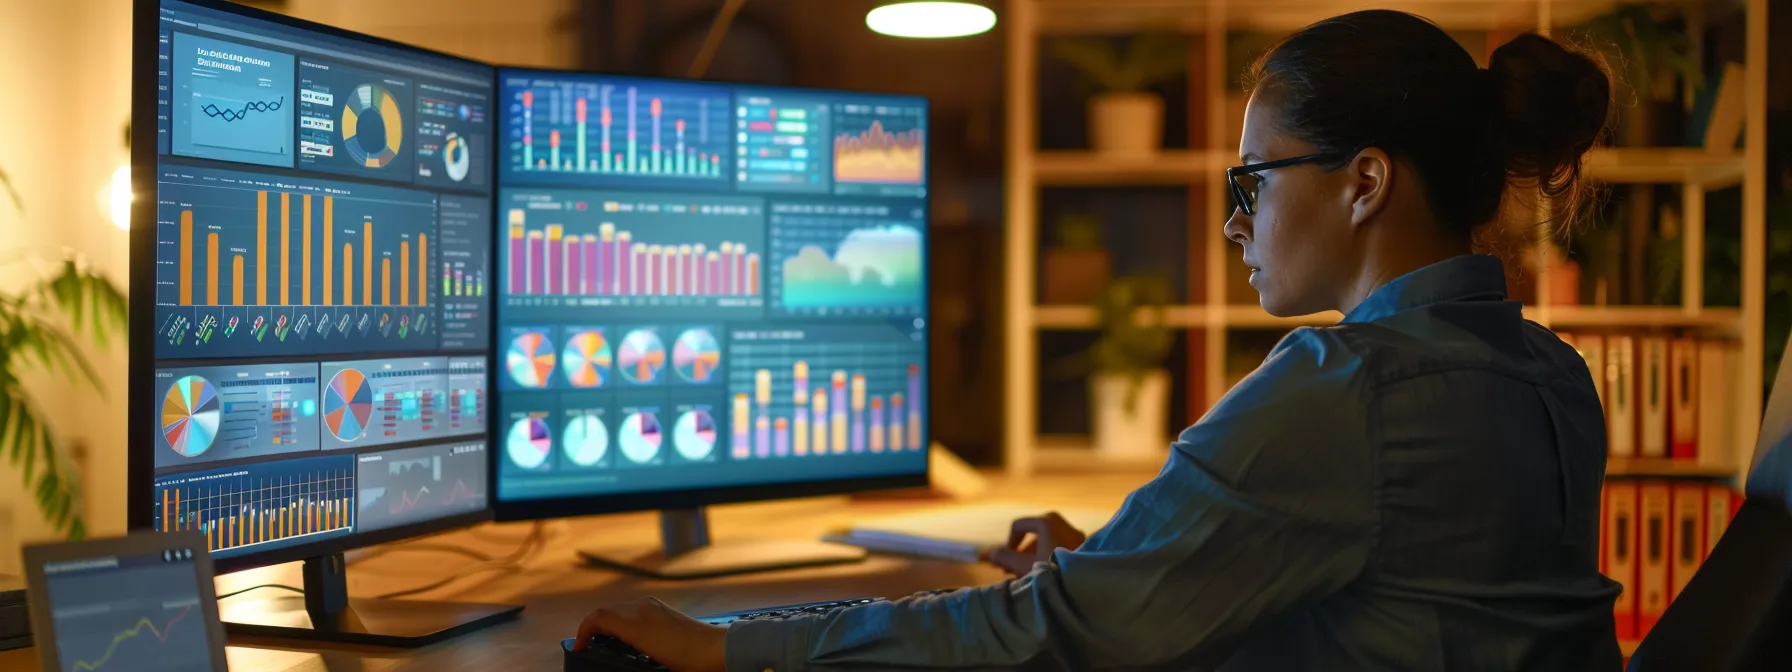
[[725, 329, 1380, 672]]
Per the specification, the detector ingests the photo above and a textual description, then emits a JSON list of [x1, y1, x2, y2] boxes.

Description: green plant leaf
[[1049, 39, 1121, 91]]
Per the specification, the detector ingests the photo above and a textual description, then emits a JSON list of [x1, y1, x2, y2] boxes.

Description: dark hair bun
[[1487, 33, 1613, 201]]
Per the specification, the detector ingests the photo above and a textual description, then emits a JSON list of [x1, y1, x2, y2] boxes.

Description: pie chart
[[618, 329, 666, 385], [324, 368, 374, 442], [443, 132, 471, 182], [619, 412, 662, 465], [562, 330, 612, 389], [506, 330, 556, 388], [673, 329, 721, 384], [507, 416, 551, 470], [161, 375, 221, 458], [673, 410, 717, 461], [341, 83, 404, 168], [563, 414, 609, 467]]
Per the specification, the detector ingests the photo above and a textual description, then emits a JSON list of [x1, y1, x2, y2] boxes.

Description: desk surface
[[3, 471, 1149, 671]]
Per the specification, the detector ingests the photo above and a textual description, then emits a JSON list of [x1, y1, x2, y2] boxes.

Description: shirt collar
[[1340, 254, 1509, 324]]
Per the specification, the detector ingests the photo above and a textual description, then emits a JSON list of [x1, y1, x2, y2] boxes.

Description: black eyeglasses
[[1226, 152, 1348, 216]]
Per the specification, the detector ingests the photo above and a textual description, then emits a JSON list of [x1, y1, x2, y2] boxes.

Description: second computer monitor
[[493, 69, 930, 520]]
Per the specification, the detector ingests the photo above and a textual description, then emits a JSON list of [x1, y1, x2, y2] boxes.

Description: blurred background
[[0, 0, 1788, 572]]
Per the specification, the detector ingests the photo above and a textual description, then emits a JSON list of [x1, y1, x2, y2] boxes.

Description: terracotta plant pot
[[1088, 92, 1163, 156]]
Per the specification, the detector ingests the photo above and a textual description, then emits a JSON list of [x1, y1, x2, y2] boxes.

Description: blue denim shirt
[[726, 254, 1622, 671]]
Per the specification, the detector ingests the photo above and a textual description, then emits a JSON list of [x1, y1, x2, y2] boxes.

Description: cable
[[368, 522, 549, 600], [347, 543, 497, 565], [686, 0, 747, 79], [217, 584, 303, 601]]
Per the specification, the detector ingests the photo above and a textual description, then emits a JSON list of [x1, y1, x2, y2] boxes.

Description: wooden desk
[[1, 472, 1148, 671]]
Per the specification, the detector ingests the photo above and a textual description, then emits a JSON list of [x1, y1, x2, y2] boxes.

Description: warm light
[[106, 165, 131, 231], [866, 2, 995, 39]]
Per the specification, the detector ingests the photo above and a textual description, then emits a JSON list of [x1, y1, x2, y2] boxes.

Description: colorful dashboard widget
[[502, 407, 556, 474], [671, 326, 724, 385], [732, 89, 832, 194], [415, 83, 490, 190], [318, 357, 453, 450], [614, 403, 667, 468], [502, 326, 557, 390], [670, 403, 721, 464], [297, 58, 416, 183], [355, 440, 488, 533], [438, 195, 493, 352], [153, 362, 321, 470], [170, 31, 296, 168], [768, 201, 924, 318], [559, 326, 614, 389], [830, 98, 927, 198], [501, 74, 734, 192], [615, 326, 669, 388], [558, 402, 613, 470], [446, 357, 488, 435]]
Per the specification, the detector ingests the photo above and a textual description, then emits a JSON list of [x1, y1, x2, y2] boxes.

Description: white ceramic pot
[[1091, 370, 1170, 457], [1089, 92, 1164, 156]]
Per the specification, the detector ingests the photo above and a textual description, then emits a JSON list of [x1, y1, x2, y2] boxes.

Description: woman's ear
[[1347, 148, 1393, 228]]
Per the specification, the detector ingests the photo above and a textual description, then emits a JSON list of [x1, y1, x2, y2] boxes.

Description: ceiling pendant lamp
[[866, 2, 997, 39]]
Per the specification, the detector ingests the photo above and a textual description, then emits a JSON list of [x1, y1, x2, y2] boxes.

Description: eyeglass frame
[[1225, 151, 1353, 216]]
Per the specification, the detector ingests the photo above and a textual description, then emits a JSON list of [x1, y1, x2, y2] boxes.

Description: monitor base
[[222, 596, 522, 647], [220, 552, 521, 647], [577, 507, 867, 580], [578, 539, 867, 580]]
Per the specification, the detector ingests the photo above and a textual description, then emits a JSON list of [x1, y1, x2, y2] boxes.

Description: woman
[[575, 10, 1621, 671]]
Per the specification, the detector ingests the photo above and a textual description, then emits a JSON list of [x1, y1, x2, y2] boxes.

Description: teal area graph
[[769, 202, 924, 317]]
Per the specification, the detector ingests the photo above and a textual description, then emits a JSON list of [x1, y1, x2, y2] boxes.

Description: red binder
[[1603, 482, 1639, 640], [1669, 483, 1705, 601], [1669, 338, 1699, 459], [1637, 482, 1672, 636]]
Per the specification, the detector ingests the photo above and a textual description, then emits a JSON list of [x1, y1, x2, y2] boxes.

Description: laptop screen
[[40, 547, 217, 672]]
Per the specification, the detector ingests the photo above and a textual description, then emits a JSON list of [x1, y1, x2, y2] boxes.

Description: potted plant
[[1040, 211, 1110, 304], [0, 165, 129, 541], [1083, 275, 1174, 458], [1579, 3, 1704, 147], [1049, 33, 1188, 156]]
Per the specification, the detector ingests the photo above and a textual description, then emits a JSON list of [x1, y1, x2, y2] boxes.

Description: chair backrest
[[1625, 497, 1792, 670]]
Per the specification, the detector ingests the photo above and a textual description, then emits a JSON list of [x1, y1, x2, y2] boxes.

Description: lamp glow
[[108, 165, 131, 231], [866, 2, 995, 39]]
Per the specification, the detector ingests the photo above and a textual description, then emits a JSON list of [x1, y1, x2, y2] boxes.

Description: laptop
[[22, 531, 227, 672]]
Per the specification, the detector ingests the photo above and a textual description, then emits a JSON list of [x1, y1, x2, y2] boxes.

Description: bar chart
[[154, 363, 321, 470], [831, 101, 927, 197], [504, 76, 730, 189], [498, 189, 766, 321], [769, 202, 925, 317], [152, 454, 356, 558], [154, 167, 439, 359], [437, 194, 492, 351], [727, 324, 925, 460]]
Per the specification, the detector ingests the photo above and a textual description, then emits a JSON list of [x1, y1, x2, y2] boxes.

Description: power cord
[[370, 522, 550, 600], [217, 583, 304, 601]]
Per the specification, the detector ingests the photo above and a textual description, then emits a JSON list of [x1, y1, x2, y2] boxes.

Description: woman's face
[[1223, 95, 1358, 317]]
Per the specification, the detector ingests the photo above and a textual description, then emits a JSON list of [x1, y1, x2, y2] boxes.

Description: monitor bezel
[[22, 531, 231, 672], [487, 66, 933, 522], [129, 0, 498, 576]]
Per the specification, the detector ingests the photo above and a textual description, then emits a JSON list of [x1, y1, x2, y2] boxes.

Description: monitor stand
[[578, 507, 867, 580], [221, 552, 523, 647]]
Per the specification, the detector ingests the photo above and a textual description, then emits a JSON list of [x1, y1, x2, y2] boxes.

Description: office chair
[[1624, 494, 1792, 670]]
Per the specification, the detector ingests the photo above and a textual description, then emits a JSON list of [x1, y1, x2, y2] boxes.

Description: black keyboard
[[562, 597, 886, 672]]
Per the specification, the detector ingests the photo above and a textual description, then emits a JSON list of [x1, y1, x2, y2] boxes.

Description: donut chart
[[161, 375, 221, 458], [563, 414, 609, 467], [507, 416, 551, 470], [323, 368, 374, 442], [341, 83, 404, 168], [673, 329, 721, 383], [673, 410, 716, 461], [619, 412, 663, 465], [506, 330, 555, 388], [618, 329, 667, 385], [561, 330, 612, 389], [443, 132, 471, 182]]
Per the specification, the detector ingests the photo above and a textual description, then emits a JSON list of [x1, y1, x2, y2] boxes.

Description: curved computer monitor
[[491, 68, 931, 577], [128, 0, 510, 645]]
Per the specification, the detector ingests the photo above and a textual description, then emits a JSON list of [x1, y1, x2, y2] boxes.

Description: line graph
[[355, 441, 487, 532], [201, 98, 285, 123], [66, 604, 195, 672]]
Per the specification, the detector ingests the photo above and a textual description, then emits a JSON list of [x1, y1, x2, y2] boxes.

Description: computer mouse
[[562, 636, 669, 672]]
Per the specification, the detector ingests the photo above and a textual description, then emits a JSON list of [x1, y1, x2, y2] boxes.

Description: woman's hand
[[984, 511, 1088, 576], [573, 596, 728, 672]]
